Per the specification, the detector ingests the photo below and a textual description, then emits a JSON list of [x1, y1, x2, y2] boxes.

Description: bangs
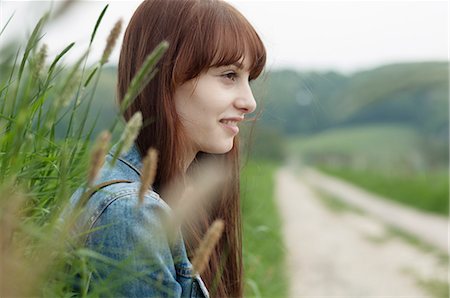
[[173, 0, 266, 84], [208, 3, 266, 80]]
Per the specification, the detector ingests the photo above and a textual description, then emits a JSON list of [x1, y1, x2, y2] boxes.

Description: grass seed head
[[120, 41, 169, 113], [138, 148, 158, 206], [191, 219, 225, 275], [101, 18, 123, 65], [33, 43, 47, 80], [53, 0, 77, 19], [88, 131, 111, 187], [120, 111, 143, 155], [58, 72, 81, 108]]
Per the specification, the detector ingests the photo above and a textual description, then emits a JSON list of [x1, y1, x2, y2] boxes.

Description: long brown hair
[[117, 0, 266, 296]]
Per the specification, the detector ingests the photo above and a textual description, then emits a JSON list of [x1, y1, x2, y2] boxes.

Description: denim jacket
[[67, 144, 210, 298]]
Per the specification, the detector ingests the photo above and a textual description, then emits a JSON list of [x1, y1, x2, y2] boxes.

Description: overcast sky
[[1, 0, 448, 74]]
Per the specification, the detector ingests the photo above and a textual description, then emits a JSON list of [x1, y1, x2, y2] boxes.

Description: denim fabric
[[67, 144, 209, 298]]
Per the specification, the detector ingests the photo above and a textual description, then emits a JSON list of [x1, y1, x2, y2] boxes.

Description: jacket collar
[[108, 142, 143, 176]]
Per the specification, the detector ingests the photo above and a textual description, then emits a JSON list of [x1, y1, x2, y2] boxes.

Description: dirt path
[[303, 167, 448, 252], [275, 166, 448, 298]]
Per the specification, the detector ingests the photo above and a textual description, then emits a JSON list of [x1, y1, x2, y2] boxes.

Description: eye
[[222, 71, 238, 81]]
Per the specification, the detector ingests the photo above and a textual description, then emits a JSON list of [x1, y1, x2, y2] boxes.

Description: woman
[[69, 0, 266, 297]]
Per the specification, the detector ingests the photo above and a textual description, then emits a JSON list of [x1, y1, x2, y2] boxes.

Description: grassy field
[[317, 166, 449, 216], [241, 160, 287, 297], [288, 124, 449, 216], [288, 124, 426, 172]]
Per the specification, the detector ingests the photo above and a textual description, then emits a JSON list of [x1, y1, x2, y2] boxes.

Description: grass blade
[[90, 4, 109, 44]]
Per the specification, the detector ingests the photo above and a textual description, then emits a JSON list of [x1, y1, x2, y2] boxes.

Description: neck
[[183, 156, 195, 175], [182, 145, 198, 174]]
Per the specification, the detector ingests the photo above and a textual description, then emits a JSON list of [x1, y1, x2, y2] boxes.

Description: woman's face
[[174, 58, 257, 155]]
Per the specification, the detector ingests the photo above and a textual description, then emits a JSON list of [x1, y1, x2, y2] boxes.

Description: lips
[[219, 117, 243, 135], [219, 116, 244, 123], [220, 119, 239, 125]]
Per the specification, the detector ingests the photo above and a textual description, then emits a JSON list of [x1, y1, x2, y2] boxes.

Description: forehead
[[213, 57, 252, 71]]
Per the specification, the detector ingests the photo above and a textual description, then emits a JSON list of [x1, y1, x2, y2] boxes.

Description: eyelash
[[221, 71, 253, 83], [222, 72, 238, 81]]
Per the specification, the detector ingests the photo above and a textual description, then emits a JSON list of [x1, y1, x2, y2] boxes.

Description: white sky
[[0, 0, 448, 74]]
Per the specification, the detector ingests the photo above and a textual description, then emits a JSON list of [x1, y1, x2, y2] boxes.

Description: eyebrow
[[214, 61, 249, 71], [232, 61, 244, 69]]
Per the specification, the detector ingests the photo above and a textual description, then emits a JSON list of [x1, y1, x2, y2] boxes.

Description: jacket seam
[[176, 267, 195, 277], [107, 152, 142, 177], [86, 188, 196, 277], [85, 188, 166, 244]]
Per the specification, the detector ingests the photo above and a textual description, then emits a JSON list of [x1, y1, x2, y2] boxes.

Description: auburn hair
[[117, 0, 266, 296]]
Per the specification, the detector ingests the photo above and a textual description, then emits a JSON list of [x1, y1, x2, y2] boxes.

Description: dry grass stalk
[[87, 131, 111, 187], [52, 0, 77, 20], [100, 18, 123, 65], [58, 73, 81, 108], [160, 159, 229, 247], [167, 159, 227, 230], [138, 148, 158, 206], [109, 111, 142, 167], [34, 43, 47, 80], [191, 219, 225, 275], [120, 111, 142, 154], [0, 187, 41, 297], [1, 185, 78, 297], [119, 41, 168, 113]]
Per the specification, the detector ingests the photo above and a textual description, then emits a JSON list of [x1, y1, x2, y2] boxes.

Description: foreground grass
[[241, 160, 287, 297], [317, 166, 449, 216], [0, 5, 170, 296]]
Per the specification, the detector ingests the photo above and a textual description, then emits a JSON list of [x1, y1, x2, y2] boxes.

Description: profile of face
[[174, 57, 256, 155], [118, 0, 266, 176]]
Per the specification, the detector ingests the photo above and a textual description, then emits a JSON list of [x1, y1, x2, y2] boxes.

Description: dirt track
[[275, 166, 448, 298]]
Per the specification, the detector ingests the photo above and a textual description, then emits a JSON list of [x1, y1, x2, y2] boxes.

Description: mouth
[[220, 119, 239, 126], [219, 118, 241, 135]]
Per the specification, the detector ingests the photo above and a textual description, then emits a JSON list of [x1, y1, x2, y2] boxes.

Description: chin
[[204, 139, 234, 154]]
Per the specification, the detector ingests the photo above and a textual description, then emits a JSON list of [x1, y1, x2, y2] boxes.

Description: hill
[[257, 61, 448, 140]]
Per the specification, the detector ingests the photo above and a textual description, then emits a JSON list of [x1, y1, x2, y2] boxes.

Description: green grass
[[288, 124, 421, 160], [402, 267, 449, 298], [384, 226, 449, 263], [312, 188, 365, 215], [416, 277, 450, 298], [0, 5, 169, 296], [316, 190, 449, 263], [288, 124, 449, 216], [317, 166, 449, 216], [288, 123, 447, 175], [241, 160, 287, 298]]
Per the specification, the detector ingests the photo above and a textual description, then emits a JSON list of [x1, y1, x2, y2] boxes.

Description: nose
[[234, 81, 257, 114]]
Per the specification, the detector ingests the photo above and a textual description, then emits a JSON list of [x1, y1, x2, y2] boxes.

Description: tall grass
[[0, 5, 169, 296]]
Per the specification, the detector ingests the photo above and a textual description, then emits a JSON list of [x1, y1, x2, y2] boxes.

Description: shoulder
[[86, 183, 173, 253], [79, 183, 186, 297], [92, 182, 171, 228], [86, 181, 172, 233], [67, 180, 173, 244]]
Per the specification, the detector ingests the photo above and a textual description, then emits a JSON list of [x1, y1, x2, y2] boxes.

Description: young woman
[[69, 0, 266, 297]]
